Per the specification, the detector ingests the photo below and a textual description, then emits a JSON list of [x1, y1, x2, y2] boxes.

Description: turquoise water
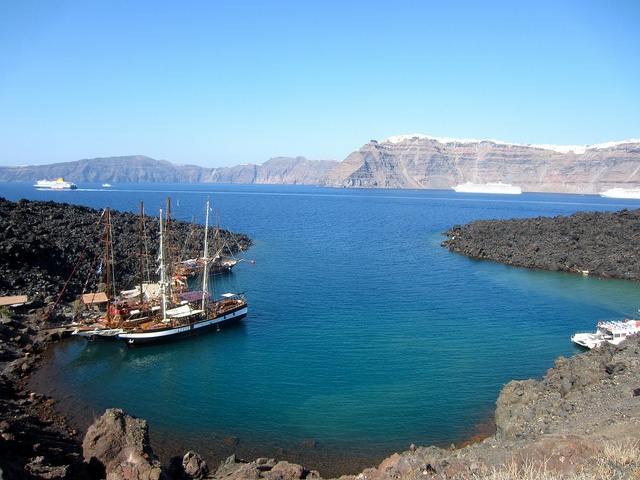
[[3, 183, 639, 475]]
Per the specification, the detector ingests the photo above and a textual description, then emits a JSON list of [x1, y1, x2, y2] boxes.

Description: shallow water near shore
[[4, 182, 639, 477]]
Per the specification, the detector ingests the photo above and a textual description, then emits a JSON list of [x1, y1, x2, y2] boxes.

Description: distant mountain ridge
[[0, 155, 338, 185], [1, 135, 639, 193]]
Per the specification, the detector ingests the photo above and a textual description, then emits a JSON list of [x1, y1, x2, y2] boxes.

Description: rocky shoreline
[[441, 208, 640, 281], [0, 197, 252, 303], [2, 199, 640, 479]]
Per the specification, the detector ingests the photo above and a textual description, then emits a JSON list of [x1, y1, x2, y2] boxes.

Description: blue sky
[[1, 1, 638, 167]]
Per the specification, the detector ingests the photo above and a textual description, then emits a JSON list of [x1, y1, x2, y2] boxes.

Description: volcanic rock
[[441, 208, 640, 280], [82, 408, 164, 480], [0, 197, 252, 302]]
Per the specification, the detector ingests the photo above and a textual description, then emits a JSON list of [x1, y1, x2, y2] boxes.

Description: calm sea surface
[[3, 182, 640, 476]]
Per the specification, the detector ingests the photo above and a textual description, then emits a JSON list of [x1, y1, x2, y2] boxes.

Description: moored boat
[[452, 181, 522, 194], [571, 317, 640, 349], [117, 198, 248, 347], [174, 208, 243, 277], [69, 204, 165, 340], [599, 187, 640, 199], [34, 178, 77, 190], [116, 293, 247, 346]]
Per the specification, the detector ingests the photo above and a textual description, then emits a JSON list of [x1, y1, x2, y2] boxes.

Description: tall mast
[[202, 197, 210, 311], [159, 208, 167, 322], [104, 207, 113, 318], [166, 197, 173, 281], [215, 208, 221, 264], [139, 202, 144, 305]]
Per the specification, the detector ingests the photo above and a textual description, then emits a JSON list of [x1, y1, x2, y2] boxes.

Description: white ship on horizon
[[452, 181, 522, 194], [34, 178, 77, 190], [599, 187, 640, 199]]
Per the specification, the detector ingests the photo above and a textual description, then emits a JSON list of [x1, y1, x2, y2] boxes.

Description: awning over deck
[[82, 292, 108, 304], [0, 295, 28, 307]]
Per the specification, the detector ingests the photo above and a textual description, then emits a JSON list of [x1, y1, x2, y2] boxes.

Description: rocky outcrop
[[441, 208, 640, 280], [494, 344, 625, 442], [210, 455, 320, 479], [0, 197, 252, 302], [323, 135, 640, 193], [83, 409, 164, 480]]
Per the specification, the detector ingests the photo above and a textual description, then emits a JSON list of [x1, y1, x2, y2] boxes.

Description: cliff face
[[324, 136, 640, 193], [207, 157, 338, 185], [2, 135, 639, 193], [0, 156, 338, 185]]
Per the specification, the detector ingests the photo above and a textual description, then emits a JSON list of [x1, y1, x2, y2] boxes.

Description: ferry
[[571, 318, 640, 349], [599, 188, 640, 199], [34, 178, 77, 190], [452, 181, 522, 194]]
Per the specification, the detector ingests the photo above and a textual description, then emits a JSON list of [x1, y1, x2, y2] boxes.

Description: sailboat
[[72, 203, 161, 340], [175, 209, 243, 277], [117, 198, 248, 347]]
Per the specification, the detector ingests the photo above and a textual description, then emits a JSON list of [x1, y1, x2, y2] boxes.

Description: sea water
[[3, 182, 639, 476]]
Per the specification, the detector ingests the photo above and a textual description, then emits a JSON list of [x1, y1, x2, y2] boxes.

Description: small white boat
[[34, 178, 77, 190], [73, 325, 125, 341], [452, 181, 522, 194], [571, 318, 640, 349], [599, 188, 640, 199], [102, 183, 112, 187]]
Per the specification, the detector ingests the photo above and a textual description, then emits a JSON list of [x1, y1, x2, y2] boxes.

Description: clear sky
[[1, 1, 639, 167]]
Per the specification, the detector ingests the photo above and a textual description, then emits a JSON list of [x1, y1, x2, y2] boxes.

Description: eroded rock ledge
[[441, 208, 640, 280]]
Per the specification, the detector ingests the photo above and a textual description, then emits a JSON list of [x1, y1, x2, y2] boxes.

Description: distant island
[[1, 135, 639, 194]]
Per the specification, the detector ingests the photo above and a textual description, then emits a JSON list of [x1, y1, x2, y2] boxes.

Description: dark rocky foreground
[[441, 208, 640, 281], [2, 199, 640, 479], [0, 197, 252, 303]]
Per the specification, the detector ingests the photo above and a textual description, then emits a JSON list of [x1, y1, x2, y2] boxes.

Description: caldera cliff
[[2, 135, 639, 194], [323, 135, 640, 193]]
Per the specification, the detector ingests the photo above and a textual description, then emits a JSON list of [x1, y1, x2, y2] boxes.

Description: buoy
[[251, 260, 255, 265]]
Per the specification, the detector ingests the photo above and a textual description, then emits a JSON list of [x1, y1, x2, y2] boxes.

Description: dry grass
[[481, 438, 640, 480]]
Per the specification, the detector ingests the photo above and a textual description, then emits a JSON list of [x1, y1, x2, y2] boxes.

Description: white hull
[[34, 178, 77, 190], [599, 188, 640, 199], [117, 304, 247, 346], [571, 319, 640, 349], [452, 182, 522, 194]]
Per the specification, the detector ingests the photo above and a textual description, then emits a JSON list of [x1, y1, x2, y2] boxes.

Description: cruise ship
[[34, 178, 77, 190], [599, 187, 640, 199], [452, 181, 522, 194]]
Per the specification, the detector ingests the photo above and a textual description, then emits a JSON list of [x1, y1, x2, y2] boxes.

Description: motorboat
[[571, 318, 640, 349]]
